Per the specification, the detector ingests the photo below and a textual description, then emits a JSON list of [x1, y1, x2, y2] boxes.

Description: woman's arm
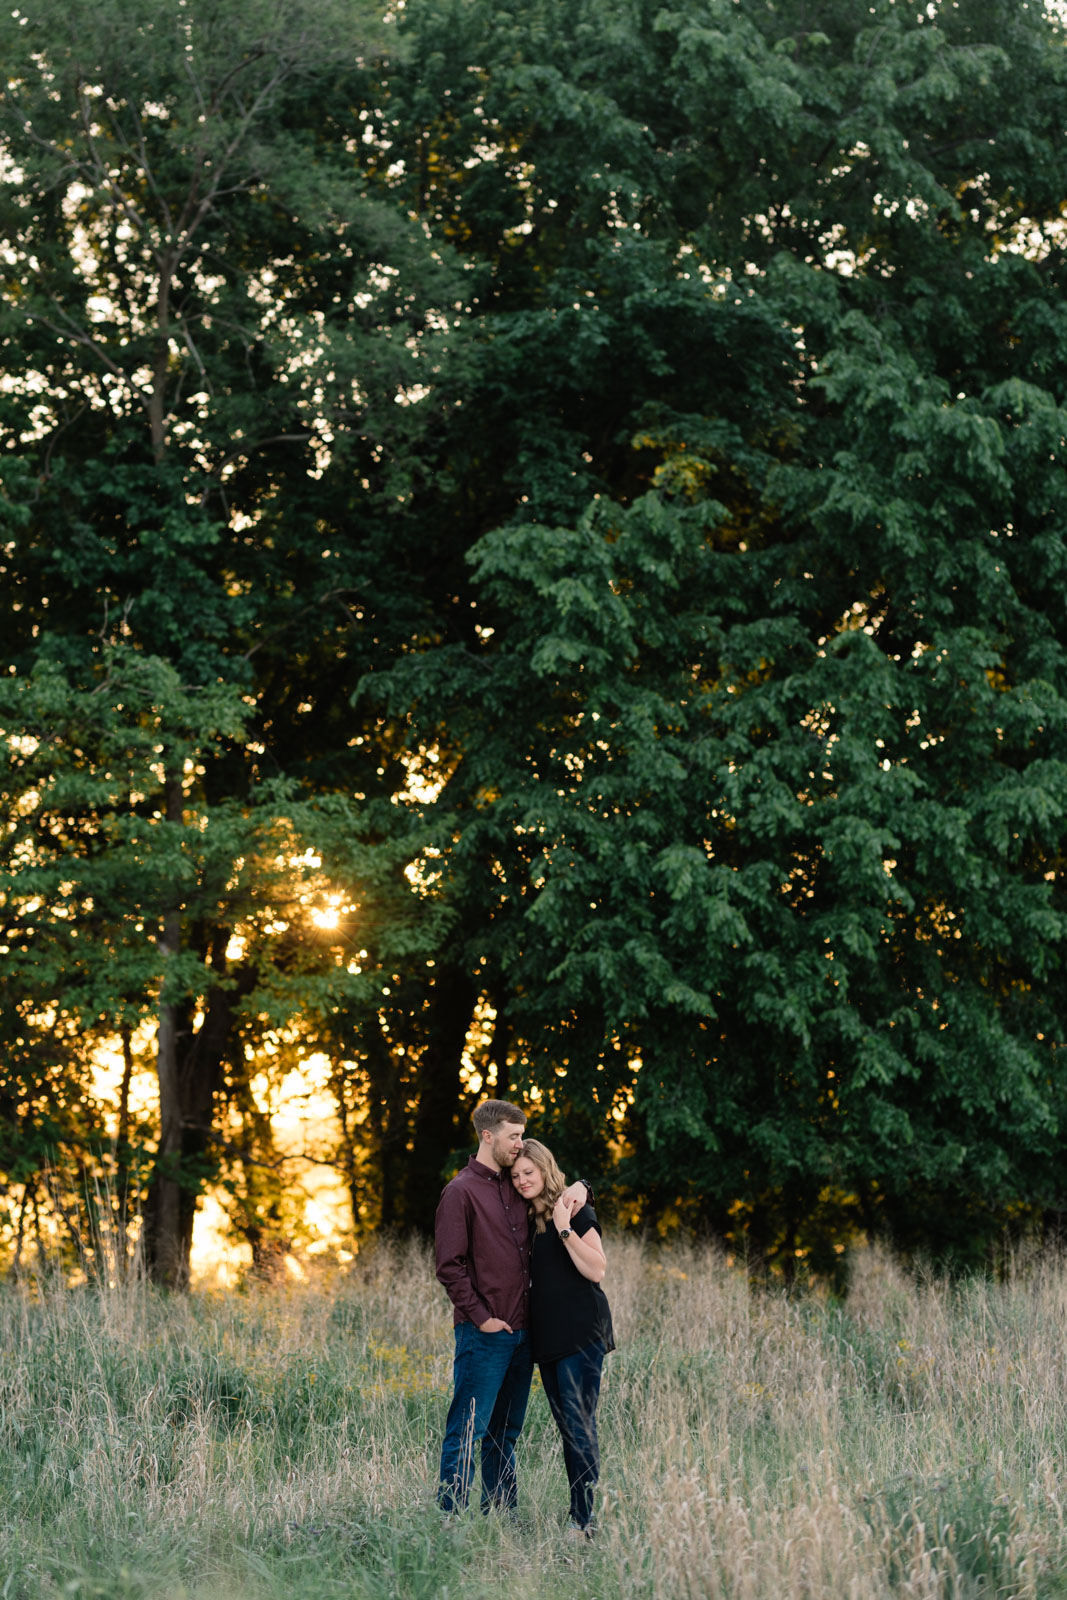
[[552, 1198, 606, 1283]]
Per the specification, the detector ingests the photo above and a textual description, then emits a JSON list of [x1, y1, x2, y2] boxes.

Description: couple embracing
[[434, 1098, 615, 1536]]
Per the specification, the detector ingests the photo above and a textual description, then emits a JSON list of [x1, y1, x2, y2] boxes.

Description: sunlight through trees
[[3, 0, 1067, 1280]]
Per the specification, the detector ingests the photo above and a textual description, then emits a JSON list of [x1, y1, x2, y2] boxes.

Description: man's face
[[489, 1121, 526, 1169]]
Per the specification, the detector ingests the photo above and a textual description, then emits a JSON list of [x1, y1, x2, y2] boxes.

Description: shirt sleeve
[[435, 1182, 492, 1326], [571, 1204, 602, 1239]]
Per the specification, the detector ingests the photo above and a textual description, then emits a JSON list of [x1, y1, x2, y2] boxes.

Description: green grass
[[3, 1238, 1067, 1598]]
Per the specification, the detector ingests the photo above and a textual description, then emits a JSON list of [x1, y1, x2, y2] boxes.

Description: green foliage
[[0, 0, 468, 1264], [5, 0, 1067, 1265], [363, 0, 1067, 1260], [0, 644, 369, 1272]]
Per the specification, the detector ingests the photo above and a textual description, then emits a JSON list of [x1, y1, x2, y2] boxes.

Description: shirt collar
[[467, 1155, 510, 1183]]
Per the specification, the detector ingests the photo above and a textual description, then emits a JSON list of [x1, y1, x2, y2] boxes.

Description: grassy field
[[3, 1237, 1067, 1599]]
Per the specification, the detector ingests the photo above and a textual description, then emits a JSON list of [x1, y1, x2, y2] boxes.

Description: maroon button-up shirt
[[435, 1156, 530, 1329]]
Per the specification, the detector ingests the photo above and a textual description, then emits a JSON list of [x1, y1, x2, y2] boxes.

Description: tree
[[0, 0, 466, 1279], [5, 0, 1067, 1270], [362, 0, 1067, 1262]]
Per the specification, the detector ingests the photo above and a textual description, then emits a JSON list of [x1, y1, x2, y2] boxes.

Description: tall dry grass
[[3, 1237, 1067, 1598]]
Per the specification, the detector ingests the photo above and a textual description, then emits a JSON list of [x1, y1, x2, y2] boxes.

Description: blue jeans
[[539, 1339, 605, 1529], [438, 1323, 533, 1512]]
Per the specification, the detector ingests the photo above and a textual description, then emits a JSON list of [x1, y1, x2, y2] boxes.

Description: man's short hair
[[472, 1099, 526, 1137]]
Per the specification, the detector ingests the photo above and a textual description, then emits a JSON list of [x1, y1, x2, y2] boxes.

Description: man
[[434, 1098, 588, 1513]]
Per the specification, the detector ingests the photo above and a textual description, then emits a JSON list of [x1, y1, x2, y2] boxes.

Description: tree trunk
[[175, 951, 256, 1269], [10, 1181, 32, 1278], [333, 1075, 363, 1237], [115, 1021, 134, 1272], [146, 771, 187, 1286], [407, 967, 477, 1234], [487, 1001, 512, 1098], [146, 919, 255, 1286], [148, 253, 176, 463], [363, 1020, 407, 1230], [31, 1186, 46, 1274], [149, 917, 186, 1285]]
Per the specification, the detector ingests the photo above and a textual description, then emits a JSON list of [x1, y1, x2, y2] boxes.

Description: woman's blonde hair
[[516, 1138, 567, 1232]]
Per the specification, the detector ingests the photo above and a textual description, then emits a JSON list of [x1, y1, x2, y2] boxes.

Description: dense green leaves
[[4, 0, 1067, 1272], [366, 0, 1067, 1260]]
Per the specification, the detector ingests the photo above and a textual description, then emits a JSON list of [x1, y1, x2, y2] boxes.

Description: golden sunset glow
[[82, 1035, 356, 1283]]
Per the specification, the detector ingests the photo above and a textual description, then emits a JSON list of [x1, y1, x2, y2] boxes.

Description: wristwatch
[[559, 1227, 572, 1241]]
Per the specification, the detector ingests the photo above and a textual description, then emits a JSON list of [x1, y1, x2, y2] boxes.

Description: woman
[[511, 1138, 615, 1537]]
